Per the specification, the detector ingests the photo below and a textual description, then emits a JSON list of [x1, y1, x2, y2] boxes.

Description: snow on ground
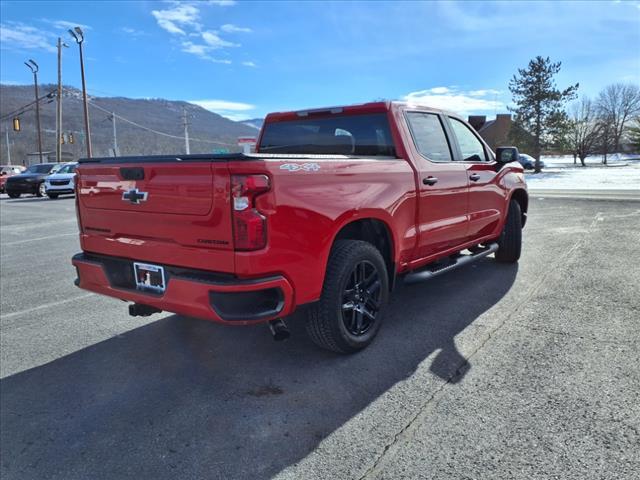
[[525, 154, 640, 190]]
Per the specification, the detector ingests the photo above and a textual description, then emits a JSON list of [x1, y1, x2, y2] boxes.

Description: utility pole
[[110, 112, 118, 156], [24, 59, 43, 163], [56, 38, 68, 163], [69, 27, 92, 158], [5, 129, 11, 164], [182, 107, 190, 154]]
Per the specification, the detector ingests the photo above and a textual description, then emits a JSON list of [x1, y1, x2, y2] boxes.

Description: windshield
[[25, 164, 55, 174], [56, 164, 77, 174], [258, 113, 396, 156]]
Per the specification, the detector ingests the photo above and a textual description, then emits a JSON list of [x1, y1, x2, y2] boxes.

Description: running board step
[[403, 243, 499, 285]]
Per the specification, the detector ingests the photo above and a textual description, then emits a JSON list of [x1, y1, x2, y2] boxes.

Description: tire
[[7, 192, 20, 198], [47, 193, 59, 199], [495, 200, 522, 263], [306, 240, 389, 354], [37, 182, 46, 197]]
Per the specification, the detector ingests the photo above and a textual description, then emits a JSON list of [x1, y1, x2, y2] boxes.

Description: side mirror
[[495, 146, 520, 164]]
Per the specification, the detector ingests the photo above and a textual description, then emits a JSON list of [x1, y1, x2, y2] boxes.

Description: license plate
[[133, 262, 166, 293]]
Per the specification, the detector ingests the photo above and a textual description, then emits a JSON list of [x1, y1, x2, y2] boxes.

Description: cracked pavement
[[1, 195, 639, 479]]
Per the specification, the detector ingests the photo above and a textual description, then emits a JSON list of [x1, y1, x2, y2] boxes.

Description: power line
[[86, 98, 236, 146], [0, 89, 57, 121], [2, 87, 238, 148]]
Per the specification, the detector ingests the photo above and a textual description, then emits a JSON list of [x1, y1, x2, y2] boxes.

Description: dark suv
[[4, 163, 58, 198]]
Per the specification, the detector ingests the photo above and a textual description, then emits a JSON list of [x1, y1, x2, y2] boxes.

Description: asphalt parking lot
[[1, 193, 639, 480]]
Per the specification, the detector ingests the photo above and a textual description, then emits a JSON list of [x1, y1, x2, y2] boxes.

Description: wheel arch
[[509, 188, 529, 227], [330, 216, 396, 290]]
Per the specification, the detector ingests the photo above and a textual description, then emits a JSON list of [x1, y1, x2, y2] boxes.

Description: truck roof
[[265, 101, 456, 122]]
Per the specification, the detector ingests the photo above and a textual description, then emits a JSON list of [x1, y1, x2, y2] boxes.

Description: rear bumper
[[72, 252, 295, 325]]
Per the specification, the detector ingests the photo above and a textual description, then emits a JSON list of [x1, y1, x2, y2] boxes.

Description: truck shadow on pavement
[[0, 259, 517, 480]]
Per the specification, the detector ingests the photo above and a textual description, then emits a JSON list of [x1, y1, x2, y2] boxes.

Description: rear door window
[[258, 113, 396, 156], [449, 117, 487, 162], [405, 112, 452, 162]]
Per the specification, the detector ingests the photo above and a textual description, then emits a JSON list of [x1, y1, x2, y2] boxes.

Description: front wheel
[[306, 240, 388, 354], [47, 193, 59, 199], [37, 182, 46, 197], [495, 200, 522, 263]]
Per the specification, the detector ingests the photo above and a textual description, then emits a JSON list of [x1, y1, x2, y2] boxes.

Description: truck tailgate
[[77, 161, 235, 273], [80, 163, 214, 215]]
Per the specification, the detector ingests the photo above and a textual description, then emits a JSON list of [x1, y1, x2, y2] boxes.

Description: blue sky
[[1, 0, 639, 121]]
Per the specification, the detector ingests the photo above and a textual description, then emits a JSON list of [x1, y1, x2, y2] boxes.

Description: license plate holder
[[133, 262, 166, 293]]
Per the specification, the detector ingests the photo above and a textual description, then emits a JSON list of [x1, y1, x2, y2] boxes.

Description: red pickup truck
[[72, 101, 527, 353]]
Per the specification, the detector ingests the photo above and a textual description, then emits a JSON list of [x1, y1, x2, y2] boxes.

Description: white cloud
[[151, 2, 246, 64], [220, 23, 252, 33], [242, 61, 256, 67], [190, 99, 255, 111], [428, 87, 451, 94], [121, 27, 147, 37], [189, 98, 255, 121], [207, 0, 237, 5], [151, 3, 201, 35], [181, 41, 232, 63], [404, 86, 505, 116], [202, 30, 238, 48], [0, 22, 56, 52], [468, 89, 502, 97], [181, 41, 208, 56], [41, 19, 91, 31]]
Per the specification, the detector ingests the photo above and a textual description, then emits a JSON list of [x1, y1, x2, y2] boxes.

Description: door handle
[[469, 173, 481, 182], [423, 176, 438, 186]]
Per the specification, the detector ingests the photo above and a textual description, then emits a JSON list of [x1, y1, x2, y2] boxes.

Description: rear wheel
[[306, 240, 388, 354], [495, 200, 522, 263], [37, 182, 46, 197], [7, 192, 20, 199]]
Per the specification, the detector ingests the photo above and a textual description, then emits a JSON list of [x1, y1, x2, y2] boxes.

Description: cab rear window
[[258, 113, 396, 156]]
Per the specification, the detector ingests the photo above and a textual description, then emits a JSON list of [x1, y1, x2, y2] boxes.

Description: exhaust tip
[[268, 318, 290, 342]]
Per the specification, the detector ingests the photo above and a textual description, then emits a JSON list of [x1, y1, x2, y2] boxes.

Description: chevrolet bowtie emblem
[[122, 188, 148, 204]]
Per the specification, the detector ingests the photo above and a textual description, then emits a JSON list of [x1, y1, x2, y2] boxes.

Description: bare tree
[[596, 112, 616, 164], [596, 83, 640, 154], [567, 97, 601, 166]]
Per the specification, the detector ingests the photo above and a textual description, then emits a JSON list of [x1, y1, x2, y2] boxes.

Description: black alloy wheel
[[306, 240, 389, 353], [341, 260, 381, 336]]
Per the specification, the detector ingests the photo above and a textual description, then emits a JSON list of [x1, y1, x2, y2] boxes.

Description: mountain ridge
[[1, 84, 258, 163]]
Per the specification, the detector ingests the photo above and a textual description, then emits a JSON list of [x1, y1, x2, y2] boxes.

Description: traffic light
[[12, 117, 20, 131], [69, 132, 74, 144], [60, 133, 65, 145]]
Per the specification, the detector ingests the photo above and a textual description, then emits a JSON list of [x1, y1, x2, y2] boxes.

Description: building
[[468, 114, 512, 151]]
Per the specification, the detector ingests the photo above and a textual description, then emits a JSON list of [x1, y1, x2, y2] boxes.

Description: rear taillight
[[231, 174, 270, 251]]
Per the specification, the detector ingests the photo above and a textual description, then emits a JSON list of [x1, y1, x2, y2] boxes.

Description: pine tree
[[509, 56, 578, 173], [625, 117, 640, 152]]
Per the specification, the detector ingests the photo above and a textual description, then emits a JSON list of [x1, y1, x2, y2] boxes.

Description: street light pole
[[56, 38, 69, 163], [24, 59, 43, 163], [182, 107, 191, 155], [111, 112, 118, 156], [69, 27, 92, 158]]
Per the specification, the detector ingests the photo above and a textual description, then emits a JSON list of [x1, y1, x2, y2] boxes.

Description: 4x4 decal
[[279, 163, 321, 172]]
